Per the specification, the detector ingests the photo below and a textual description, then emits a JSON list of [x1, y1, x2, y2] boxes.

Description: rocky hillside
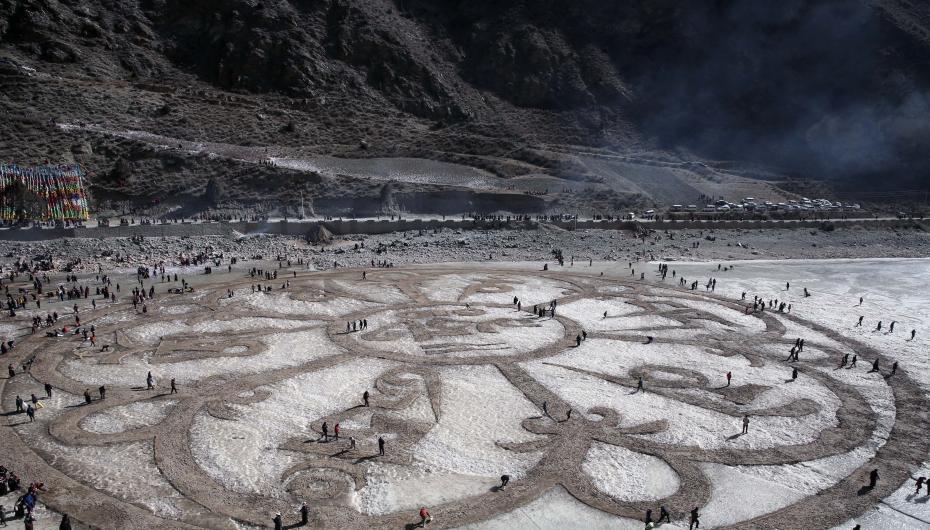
[[0, 0, 928, 214]]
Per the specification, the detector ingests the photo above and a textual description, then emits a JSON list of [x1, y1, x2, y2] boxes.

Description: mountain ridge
[[1, 0, 928, 214]]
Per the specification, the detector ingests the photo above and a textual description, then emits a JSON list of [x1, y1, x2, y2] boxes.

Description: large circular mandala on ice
[[0, 267, 926, 530]]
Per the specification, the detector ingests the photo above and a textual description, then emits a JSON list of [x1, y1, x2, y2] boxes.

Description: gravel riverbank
[[0, 224, 926, 273]]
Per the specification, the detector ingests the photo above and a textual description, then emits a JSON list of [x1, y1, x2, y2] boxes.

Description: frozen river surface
[[1, 258, 928, 529]]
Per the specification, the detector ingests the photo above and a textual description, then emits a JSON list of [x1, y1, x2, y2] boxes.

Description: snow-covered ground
[[191, 358, 398, 496], [419, 273, 578, 305], [220, 290, 379, 317], [327, 279, 411, 304], [81, 399, 176, 434], [10, 259, 928, 529], [452, 486, 643, 530], [412, 365, 545, 478], [355, 306, 564, 357], [582, 442, 680, 501], [523, 339, 845, 451], [60, 327, 339, 386], [651, 258, 930, 529], [10, 391, 187, 519], [355, 462, 498, 516], [461, 275, 579, 306]]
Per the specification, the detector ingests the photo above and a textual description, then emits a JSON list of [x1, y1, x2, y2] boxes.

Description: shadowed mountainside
[[0, 0, 928, 214]]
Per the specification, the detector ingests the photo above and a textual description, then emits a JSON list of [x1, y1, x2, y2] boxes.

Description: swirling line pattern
[[0, 268, 925, 529]]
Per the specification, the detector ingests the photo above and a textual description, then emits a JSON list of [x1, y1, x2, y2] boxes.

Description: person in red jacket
[[418, 507, 432, 527]]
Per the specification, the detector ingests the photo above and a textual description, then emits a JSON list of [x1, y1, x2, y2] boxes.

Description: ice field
[[0, 259, 928, 529]]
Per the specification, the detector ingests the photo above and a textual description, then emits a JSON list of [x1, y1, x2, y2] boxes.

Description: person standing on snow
[[689, 507, 700, 529]]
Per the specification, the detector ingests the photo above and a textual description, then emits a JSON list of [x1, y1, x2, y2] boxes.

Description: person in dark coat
[[690, 507, 700, 529]]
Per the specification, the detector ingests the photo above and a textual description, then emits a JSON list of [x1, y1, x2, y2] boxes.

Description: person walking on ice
[[689, 507, 700, 529], [742, 415, 749, 434]]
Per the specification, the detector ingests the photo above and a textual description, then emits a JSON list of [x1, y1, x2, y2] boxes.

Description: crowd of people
[[0, 466, 70, 529], [0, 248, 921, 530]]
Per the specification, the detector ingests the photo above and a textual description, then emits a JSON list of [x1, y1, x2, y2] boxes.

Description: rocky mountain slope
[[1, 0, 928, 215]]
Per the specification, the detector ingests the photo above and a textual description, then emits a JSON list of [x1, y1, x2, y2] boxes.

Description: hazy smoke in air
[[630, 0, 930, 190]]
